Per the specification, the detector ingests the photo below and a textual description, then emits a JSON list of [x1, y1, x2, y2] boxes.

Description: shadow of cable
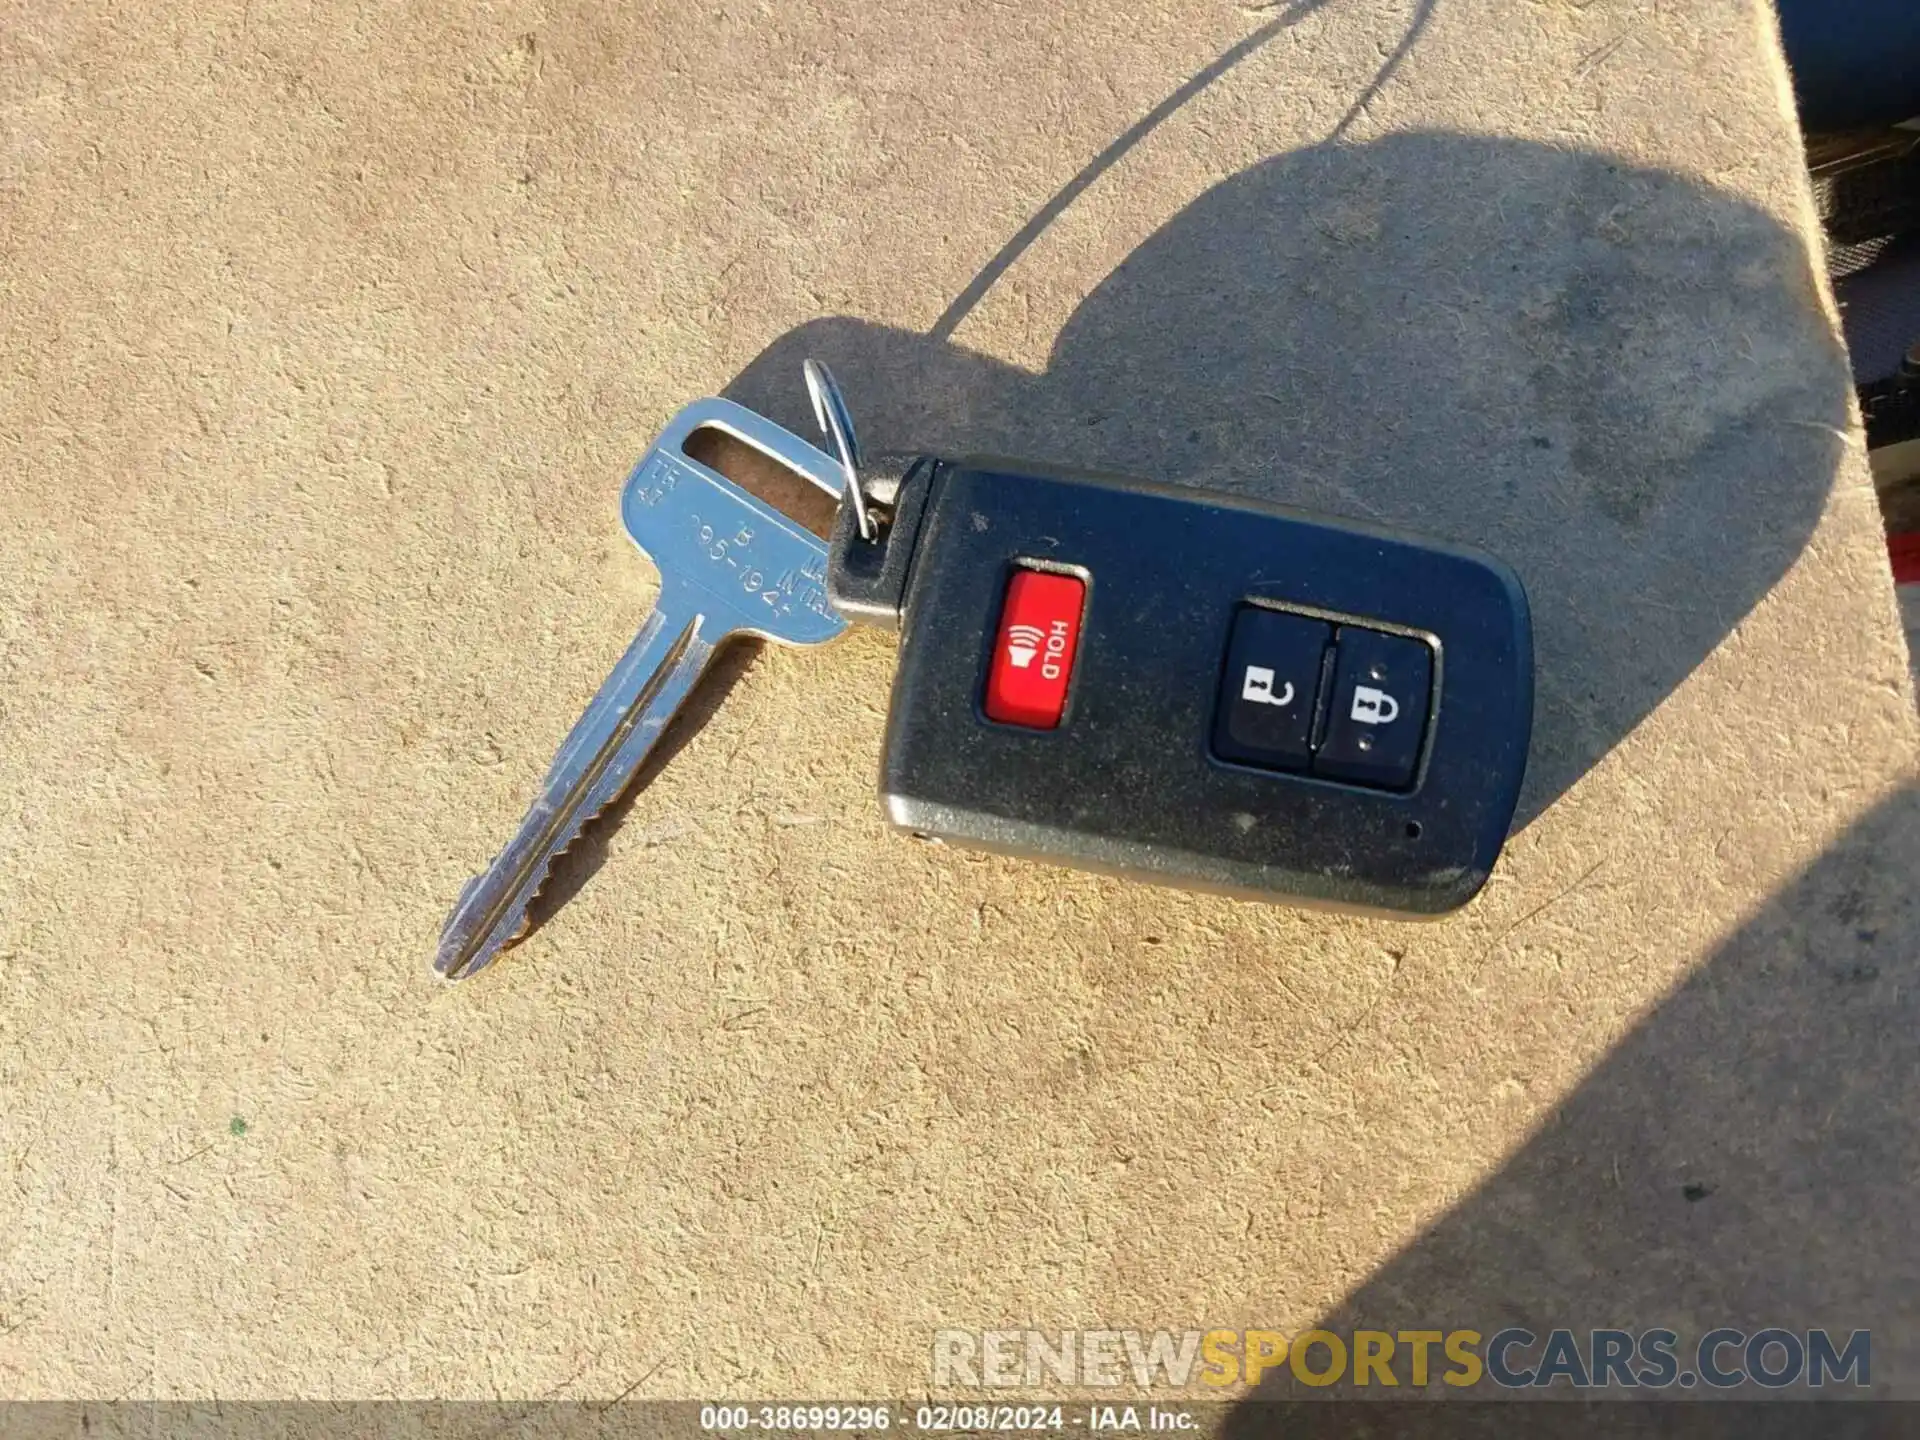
[[929, 0, 1347, 342], [728, 132, 1847, 833]]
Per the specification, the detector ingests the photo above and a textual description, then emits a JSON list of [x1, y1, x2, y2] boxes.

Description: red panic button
[[984, 569, 1086, 729]]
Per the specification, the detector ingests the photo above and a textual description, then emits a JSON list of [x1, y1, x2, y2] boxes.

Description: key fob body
[[828, 457, 1532, 917]]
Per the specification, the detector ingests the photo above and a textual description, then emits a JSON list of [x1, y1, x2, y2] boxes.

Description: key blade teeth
[[435, 875, 536, 981], [434, 810, 614, 980], [432, 599, 723, 982], [433, 710, 668, 983], [432, 762, 630, 979]]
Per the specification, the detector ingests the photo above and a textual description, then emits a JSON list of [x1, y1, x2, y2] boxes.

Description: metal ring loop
[[803, 358, 873, 542]]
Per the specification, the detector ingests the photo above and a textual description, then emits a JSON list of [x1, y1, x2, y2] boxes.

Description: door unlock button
[[1243, 666, 1297, 708], [1213, 607, 1331, 771], [1315, 628, 1433, 790]]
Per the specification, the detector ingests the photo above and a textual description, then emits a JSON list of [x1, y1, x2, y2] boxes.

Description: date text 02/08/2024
[[697, 1404, 1193, 1432]]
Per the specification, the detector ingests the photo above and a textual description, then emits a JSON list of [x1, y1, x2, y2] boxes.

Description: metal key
[[435, 397, 849, 980]]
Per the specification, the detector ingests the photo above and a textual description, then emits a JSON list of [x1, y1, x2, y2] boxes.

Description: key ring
[[803, 358, 874, 542]]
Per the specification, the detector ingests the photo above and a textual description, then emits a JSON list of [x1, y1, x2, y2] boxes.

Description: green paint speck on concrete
[[229, 1116, 248, 1136]]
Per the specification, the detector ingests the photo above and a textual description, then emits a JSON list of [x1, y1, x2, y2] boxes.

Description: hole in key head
[[682, 426, 840, 541], [1405, 820, 1423, 840]]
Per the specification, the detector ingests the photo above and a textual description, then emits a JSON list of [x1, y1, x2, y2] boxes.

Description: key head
[[621, 399, 849, 647]]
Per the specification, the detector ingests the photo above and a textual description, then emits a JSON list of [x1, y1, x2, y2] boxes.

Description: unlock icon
[[1351, 685, 1400, 725]]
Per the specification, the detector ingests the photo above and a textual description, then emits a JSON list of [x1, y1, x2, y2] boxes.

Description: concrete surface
[[2, 0, 1917, 1402]]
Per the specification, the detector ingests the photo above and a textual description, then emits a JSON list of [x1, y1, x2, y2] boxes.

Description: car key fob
[[816, 389, 1532, 918]]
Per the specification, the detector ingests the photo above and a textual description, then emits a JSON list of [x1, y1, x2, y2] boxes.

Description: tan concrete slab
[[1, 0, 1915, 1401]]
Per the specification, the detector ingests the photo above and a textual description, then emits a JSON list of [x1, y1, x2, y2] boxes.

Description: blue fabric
[[1775, 0, 1920, 130]]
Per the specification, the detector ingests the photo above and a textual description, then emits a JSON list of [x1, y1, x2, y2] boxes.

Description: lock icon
[[1351, 685, 1400, 725]]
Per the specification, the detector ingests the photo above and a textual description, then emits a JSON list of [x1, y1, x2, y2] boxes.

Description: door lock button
[[1212, 607, 1331, 771], [1314, 626, 1433, 790]]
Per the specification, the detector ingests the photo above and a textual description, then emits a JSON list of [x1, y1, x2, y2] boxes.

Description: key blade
[[437, 392, 852, 980], [435, 605, 717, 981]]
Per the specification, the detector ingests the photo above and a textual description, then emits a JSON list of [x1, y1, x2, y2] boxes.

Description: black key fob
[[827, 453, 1532, 917]]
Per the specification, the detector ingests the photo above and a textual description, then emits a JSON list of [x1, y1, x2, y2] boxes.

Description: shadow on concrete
[[727, 131, 1890, 1428], [727, 131, 1848, 833], [527, 22, 1892, 1417], [1221, 782, 1918, 1430]]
